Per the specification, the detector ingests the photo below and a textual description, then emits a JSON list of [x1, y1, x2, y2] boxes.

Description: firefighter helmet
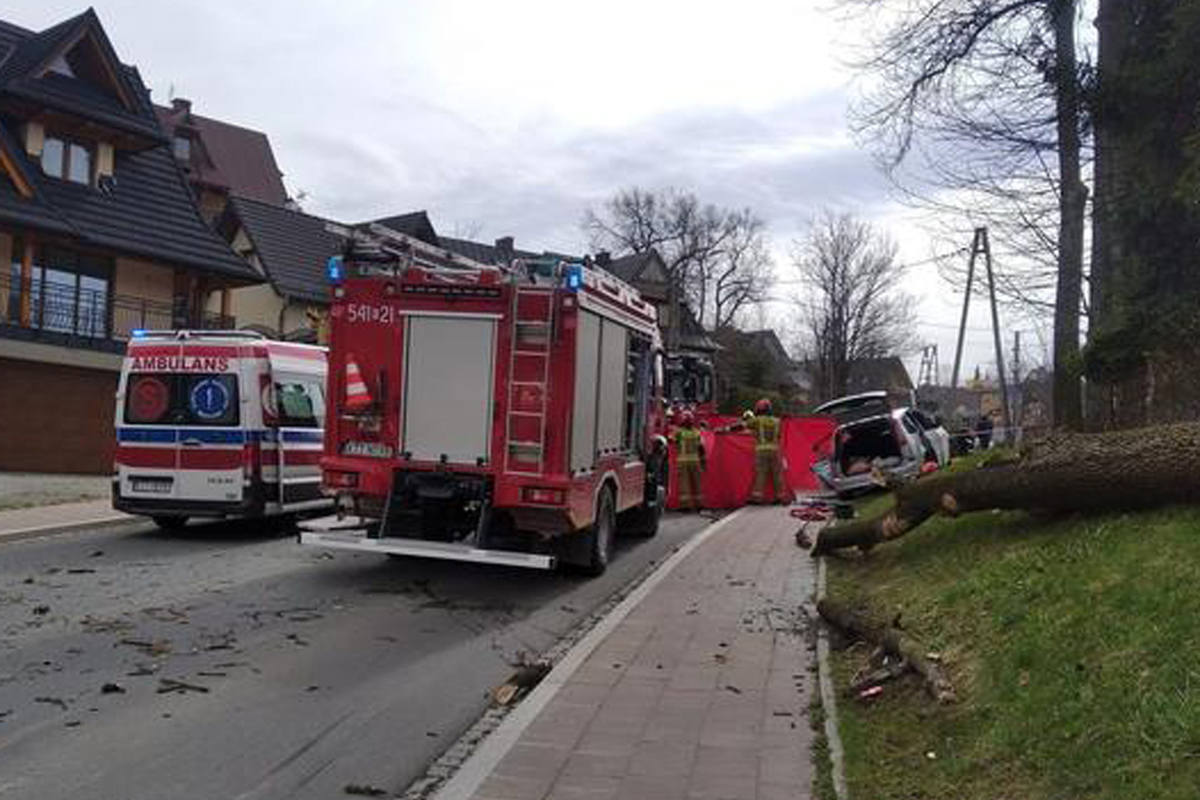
[[754, 398, 772, 415], [742, 409, 755, 421]]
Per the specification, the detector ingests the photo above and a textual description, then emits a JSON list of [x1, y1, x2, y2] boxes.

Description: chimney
[[171, 97, 192, 116], [596, 250, 611, 268], [494, 236, 514, 262]]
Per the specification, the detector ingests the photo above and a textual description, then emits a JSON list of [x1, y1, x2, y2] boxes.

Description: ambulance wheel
[[152, 515, 188, 530], [583, 487, 616, 577]]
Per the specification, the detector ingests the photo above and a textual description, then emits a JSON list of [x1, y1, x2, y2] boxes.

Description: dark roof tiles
[[154, 104, 287, 206], [0, 11, 255, 281], [230, 196, 342, 303]]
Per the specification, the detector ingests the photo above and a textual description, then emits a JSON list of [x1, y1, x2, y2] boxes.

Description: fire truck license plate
[[341, 441, 395, 458]]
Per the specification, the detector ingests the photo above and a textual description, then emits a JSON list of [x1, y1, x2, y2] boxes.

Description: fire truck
[[300, 224, 668, 575]]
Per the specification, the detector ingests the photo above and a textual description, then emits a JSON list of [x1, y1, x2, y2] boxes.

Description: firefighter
[[746, 398, 787, 504], [673, 409, 706, 511]]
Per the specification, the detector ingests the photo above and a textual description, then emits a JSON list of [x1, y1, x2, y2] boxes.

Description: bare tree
[[793, 211, 917, 402], [844, 0, 1087, 428], [710, 210, 773, 331], [583, 187, 773, 331]]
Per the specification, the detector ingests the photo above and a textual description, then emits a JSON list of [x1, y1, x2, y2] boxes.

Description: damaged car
[[811, 391, 951, 497]]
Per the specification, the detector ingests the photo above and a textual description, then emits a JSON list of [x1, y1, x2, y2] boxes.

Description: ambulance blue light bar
[[131, 329, 147, 338], [326, 256, 344, 283], [565, 263, 583, 291]]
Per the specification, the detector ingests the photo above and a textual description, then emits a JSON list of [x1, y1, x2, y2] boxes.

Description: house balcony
[[0, 272, 235, 355]]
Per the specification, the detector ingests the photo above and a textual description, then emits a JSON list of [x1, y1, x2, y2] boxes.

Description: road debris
[[157, 678, 209, 695], [67, 568, 96, 575], [100, 682, 125, 694], [119, 638, 172, 656], [82, 615, 133, 634], [344, 784, 387, 797], [490, 660, 551, 707], [34, 696, 68, 711], [32, 605, 50, 615]]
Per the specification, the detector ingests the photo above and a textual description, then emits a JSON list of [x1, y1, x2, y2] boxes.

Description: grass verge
[[827, 459, 1200, 800]]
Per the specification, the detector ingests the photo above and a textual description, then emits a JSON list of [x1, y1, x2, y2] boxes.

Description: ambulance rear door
[[171, 347, 245, 504], [265, 346, 327, 509], [118, 342, 183, 500]]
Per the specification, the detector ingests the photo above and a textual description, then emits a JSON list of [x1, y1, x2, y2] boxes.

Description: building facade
[[0, 11, 259, 473]]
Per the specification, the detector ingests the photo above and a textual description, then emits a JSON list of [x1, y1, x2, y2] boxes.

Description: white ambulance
[[113, 330, 331, 528]]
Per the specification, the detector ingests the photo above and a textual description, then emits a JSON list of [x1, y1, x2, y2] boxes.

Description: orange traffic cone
[[345, 358, 372, 412]]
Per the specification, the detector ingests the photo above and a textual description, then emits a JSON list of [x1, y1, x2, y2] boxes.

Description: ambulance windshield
[[125, 373, 240, 427]]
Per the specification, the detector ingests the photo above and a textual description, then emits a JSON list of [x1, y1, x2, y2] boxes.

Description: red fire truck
[[300, 224, 668, 574]]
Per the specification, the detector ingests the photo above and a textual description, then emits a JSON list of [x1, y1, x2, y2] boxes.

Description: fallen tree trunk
[[811, 423, 1200, 555], [817, 598, 956, 704]]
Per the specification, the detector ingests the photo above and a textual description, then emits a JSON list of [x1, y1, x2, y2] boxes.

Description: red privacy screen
[[666, 415, 837, 509]]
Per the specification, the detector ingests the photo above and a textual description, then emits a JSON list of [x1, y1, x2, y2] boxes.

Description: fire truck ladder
[[505, 286, 555, 476]]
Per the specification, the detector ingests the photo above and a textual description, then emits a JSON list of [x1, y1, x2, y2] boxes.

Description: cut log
[[811, 423, 1200, 555], [817, 598, 956, 704]]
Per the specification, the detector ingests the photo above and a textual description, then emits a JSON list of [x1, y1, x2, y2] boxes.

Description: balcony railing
[[0, 273, 235, 353]]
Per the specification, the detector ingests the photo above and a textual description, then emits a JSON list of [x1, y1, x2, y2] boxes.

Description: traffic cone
[[345, 357, 372, 412]]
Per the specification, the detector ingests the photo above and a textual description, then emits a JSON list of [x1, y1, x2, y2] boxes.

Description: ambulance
[[113, 330, 331, 528]]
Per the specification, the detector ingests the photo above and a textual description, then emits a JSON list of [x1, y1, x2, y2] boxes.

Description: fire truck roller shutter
[[570, 312, 600, 473], [570, 311, 629, 473], [402, 315, 497, 464], [596, 320, 628, 455]]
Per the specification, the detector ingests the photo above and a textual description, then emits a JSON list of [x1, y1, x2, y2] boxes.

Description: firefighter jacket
[[747, 415, 781, 454], [674, 428, 705, 465]]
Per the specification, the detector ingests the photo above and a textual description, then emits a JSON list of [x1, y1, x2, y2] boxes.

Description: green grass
[[827, 472, 1200, 800]]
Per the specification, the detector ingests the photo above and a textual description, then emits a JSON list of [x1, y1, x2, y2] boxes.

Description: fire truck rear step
[[299, 530, 555, 570]]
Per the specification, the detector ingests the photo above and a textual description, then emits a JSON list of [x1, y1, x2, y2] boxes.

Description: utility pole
[[951, 227, 1012, 433], [1012, 330, 1022, 429], [981, 229, 1012, 435], [949, 237, 978, 391]]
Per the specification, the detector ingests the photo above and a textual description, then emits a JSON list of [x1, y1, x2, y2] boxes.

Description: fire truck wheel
[[620, 486, 663, 539], [583, 486, 617, 577], [151, 515, 188, 530]]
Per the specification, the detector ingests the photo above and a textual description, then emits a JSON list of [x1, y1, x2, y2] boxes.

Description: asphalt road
[[0, 513, 712, 800]]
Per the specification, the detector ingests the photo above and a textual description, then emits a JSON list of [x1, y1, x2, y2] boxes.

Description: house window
[[40, 135, 93, 185], [7, 240, 112, 338], [173, 135, 191, 161], [41, 138, 64, 177]]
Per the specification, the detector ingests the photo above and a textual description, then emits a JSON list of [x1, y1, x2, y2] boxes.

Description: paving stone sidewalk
[[0, 498, 130, 538], [470, 506, 816, 800]]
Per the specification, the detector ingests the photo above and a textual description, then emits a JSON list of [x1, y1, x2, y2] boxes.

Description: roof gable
[[603, 249, 667, 284], [0, 10, 163, 145], [28, 12, 137, 111], [372, 211, 440, 246]]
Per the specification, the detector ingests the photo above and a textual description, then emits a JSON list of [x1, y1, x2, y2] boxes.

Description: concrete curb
[[430, 507, 749, 800], [0, 514, 140, 545], [816, 556, 849, 800]]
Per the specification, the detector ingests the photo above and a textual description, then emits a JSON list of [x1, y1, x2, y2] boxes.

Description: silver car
[[811, 392, 951, 497]]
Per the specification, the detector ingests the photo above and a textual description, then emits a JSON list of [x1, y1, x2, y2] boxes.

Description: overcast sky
[[16, 0, 1035, 379]]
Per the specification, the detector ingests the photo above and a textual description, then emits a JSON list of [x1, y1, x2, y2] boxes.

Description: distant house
[[155, 98, 288, 221], [844, 357, 914, 406], [213, 197, 345, 340], [597, 249, 717, 356], [715, 328, 810, 408], [0, 10, 260, 472], [213, 204, 442, 341]]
